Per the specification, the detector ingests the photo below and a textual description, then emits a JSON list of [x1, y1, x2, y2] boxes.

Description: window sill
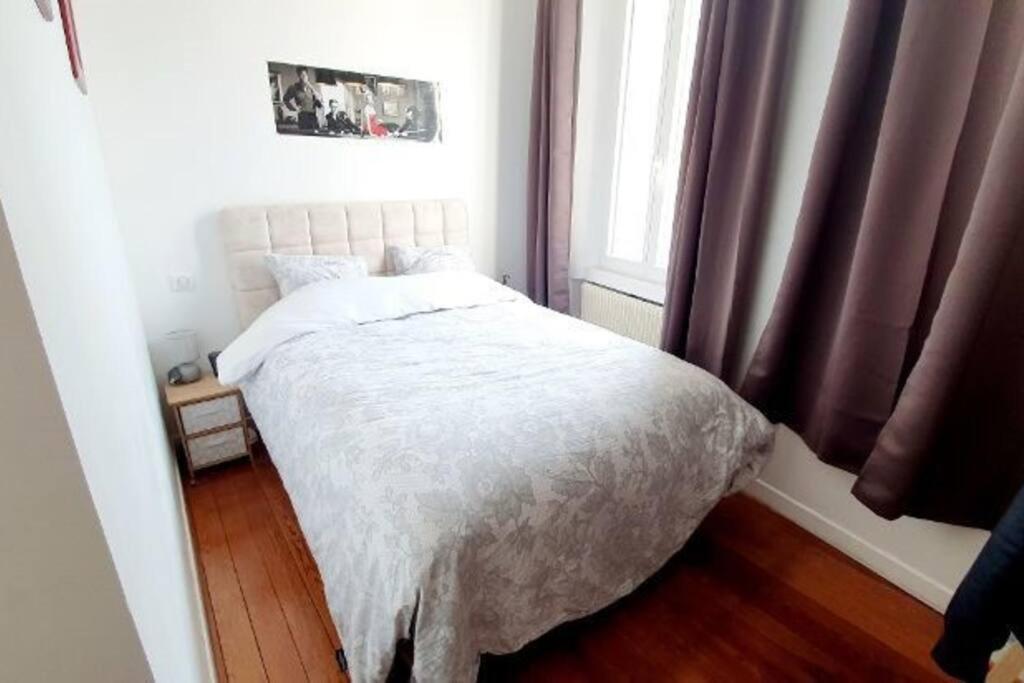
[[582, 267, 666, 305]]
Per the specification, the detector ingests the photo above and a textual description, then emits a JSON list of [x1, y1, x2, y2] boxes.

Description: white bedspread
[[227, 273, 774, 682]]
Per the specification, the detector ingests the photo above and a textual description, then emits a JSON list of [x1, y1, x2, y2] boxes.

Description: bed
[[217, 199, 774, 682]]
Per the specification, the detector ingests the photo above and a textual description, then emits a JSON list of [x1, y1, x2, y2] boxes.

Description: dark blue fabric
[[933, 485, 1024, 681]]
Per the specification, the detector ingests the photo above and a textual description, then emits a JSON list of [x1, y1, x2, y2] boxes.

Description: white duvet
[[222, 272, 774, 682]]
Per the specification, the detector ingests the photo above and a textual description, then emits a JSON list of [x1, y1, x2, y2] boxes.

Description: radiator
[[580, 281, 664, 347]]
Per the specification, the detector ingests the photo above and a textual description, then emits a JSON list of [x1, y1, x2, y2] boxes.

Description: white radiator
[[580, 281, 664, 347]]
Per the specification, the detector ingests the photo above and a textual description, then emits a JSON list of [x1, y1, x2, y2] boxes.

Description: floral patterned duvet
[[239, 288, 774, 682]]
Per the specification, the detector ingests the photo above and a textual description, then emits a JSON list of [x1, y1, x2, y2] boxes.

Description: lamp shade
[[165, 329, 199, 366]]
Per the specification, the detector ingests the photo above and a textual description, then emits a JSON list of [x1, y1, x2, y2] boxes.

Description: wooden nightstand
[[165, 374, 255, 483]]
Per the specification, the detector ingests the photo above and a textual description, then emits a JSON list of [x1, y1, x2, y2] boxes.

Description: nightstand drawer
[[180, 395, 241, 435], [188, 427, 247, 469]]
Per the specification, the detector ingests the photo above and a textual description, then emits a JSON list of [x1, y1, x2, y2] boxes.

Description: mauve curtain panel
[[527, 0, 580, 314], [742, 0, 1024, 528], [660, 0, 793, 382]]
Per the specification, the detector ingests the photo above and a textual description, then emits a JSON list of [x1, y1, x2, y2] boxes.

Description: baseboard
[[173, 467, 219, 683], [745, 478, 955, 613]]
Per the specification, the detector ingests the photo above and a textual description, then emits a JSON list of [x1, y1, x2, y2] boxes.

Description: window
[[604, 0, 701, 280]]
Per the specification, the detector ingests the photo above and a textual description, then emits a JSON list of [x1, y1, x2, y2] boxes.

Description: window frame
[[598, 0, 697, 290]]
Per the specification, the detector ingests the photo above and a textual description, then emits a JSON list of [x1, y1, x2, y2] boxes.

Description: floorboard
[[237, 466, 344, 682], [184, 455, 949, 682], [253, 457, 342, 652], [189, 480, 268, 683], [216, 468, 308, 681]]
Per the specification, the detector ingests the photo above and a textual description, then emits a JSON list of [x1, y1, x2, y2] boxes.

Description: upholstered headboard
[[219, 199, 469, 327]]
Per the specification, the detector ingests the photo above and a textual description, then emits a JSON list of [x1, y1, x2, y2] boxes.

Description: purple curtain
[[742, 0, 1024, 528], [527, 0, 580, 313], [660, 0, 793, 382]]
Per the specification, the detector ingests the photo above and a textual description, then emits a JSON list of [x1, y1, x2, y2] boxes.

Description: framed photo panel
[[267, 61, 441, 143]]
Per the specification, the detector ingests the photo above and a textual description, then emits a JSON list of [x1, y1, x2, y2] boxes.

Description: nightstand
[[165, 374, 255, 483]]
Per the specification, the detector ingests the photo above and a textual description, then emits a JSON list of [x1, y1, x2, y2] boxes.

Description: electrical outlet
[[168, 272, 196, 292]]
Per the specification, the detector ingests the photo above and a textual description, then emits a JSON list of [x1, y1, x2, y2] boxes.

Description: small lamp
[[165, 329, 202, 385]]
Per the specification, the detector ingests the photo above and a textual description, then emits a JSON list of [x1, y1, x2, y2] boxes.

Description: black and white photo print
[[268, 61, 441, 143]]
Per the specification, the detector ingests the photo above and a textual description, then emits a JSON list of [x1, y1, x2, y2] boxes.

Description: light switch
[[168, 273, 196, 292]]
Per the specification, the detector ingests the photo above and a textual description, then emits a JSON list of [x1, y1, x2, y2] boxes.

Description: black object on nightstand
[[208, 350, 222, 377]]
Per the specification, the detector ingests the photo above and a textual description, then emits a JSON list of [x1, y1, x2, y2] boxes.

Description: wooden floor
[[185, 454, 949, 682]]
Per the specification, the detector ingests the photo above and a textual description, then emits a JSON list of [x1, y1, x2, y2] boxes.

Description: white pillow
[[264, 253, 368, 297], [388, 245, 475, 275]]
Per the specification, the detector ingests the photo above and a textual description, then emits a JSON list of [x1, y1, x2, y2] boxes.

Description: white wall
[[573, 0, 987, 612], [76, 0, 536, 371], [0, 204, 150, 682], [0, 3, 210, 681]]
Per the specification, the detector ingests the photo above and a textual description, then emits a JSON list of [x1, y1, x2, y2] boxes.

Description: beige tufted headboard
[[219, 199, 469, 328]]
